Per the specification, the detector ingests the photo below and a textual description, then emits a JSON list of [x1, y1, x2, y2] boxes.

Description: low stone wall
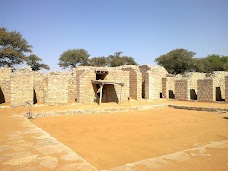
[[26, 104, 167, 118], [169, 105, 228, 113], [197, 79, 215, 102]]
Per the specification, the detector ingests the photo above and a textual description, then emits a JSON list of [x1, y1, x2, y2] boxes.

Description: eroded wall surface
[[225, 76, 228, 102], [121, 66, 142, 100], [197, 79, 215, 102], [175, 79, 189, 101], [0, 68, 11, 103], [44, 72, 69, 105], [10, 68, 33, 107]]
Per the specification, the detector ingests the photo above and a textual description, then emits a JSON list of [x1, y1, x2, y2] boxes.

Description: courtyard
[[1, 100, 228, 170]]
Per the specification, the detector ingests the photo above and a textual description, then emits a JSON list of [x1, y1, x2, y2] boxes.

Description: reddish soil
[[33, 107, 228, 170]]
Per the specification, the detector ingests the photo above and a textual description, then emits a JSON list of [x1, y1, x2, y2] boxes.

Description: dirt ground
[[1, 100, 228, 171], [33, 107, 228, 170]]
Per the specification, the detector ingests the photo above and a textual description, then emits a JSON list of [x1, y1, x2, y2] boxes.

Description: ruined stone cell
[[162, 76, 175, 99], [139, 65, 167, 100]]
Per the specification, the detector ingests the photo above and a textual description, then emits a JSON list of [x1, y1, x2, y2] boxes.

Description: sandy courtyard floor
[[33, 107, 228, 170]]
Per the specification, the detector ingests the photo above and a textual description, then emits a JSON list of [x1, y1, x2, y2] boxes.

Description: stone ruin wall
[[10, 68, 34, 107], [44, 72, 69, 105], [175, 79, 190, 101], [162, 76, 175, 99], [2, 65, 228, 107], [197, 79, 215, 102], [182, 72, 206, 100], [207, 71, 228, 101], [139, 65, 167, 100], [225, 76, 228, 102], [68, 68, 77, 102], [121, 66, 142, 100], [33, 72, 47, 104], [76, 67, 96, 103], [106, 69, 130, 103], [0, 68, 11, 104]]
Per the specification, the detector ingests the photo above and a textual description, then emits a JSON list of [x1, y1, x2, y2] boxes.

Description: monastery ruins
[[1, 65, 228, 107]]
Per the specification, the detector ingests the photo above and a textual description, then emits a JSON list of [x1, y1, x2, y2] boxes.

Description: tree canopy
[[89, 56, 108, 67], [0, 27, 32, 69], [195, 54, 228, 72], [107, 52, 138, 67], [26, 54, 50, 71], [155, 48, 196, 74], [58, 49, 90, 69]]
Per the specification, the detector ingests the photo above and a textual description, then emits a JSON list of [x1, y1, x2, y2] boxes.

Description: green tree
[[0, 27, 32, 69], [26, 54, 50, 71], [195, 54, 228, 73], [155, 48, 196, 74], [89, 57, 108, 67], [58, 49, 90, 69], [108, 52, 138, 67]]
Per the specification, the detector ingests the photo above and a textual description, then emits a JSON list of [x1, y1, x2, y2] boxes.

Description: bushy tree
[[195, 54, 228, 72], [89, 56, 108, 67], [26, 54, 50, 71], [107, 52, 138, 67], [58, 49, 90, 69], [0, 27, 32, 69], [155, 48, 196, 74]]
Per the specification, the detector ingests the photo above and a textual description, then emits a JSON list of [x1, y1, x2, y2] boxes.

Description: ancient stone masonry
[[44, 72, 69, 105], [121, 65, 142, 100], [139, 65, 167, 100], [10, 68, 33, 107], [106, 69, 129, 103], [76, 67, 96, 103], [0, 67, 11, 104], [183, 72, 206, 100], [175, 79, 190, 101], [225, 76, 228, 102], [197, 79, 215, 102], [2, 65, 228, 107], [68, 68, 77, 101], [33, 72, 47, 104], [162, 76, 176, 99], [207, 71, 228, 101]]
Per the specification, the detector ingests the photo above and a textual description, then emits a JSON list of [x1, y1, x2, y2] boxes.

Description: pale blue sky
[[1, 0, 228, 71]]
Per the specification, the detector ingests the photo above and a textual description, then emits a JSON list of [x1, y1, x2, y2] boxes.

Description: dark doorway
[[33, 90, 38, 104], [0, 87, 5, 104], [216, 87, 224, 101], [142, 81, 145, 98], [190, 89, 197, 100], [160, 93, 162, 98], [168, 90, 175, 99]]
